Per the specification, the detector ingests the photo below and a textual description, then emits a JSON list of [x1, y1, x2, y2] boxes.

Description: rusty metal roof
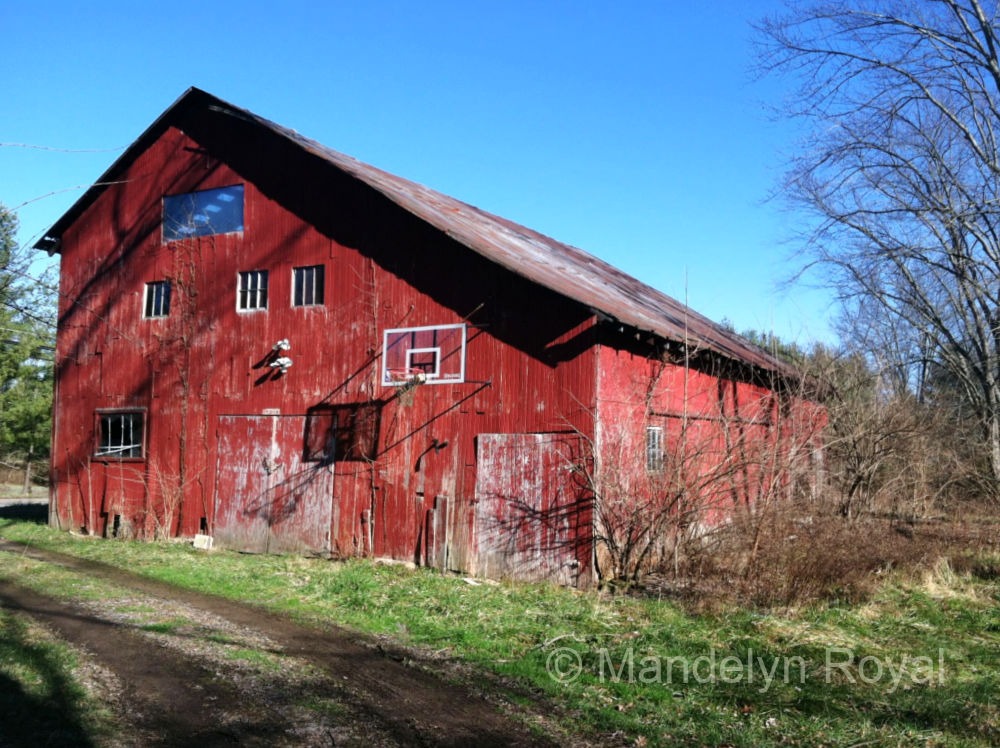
[[36, 88, 796, 377]]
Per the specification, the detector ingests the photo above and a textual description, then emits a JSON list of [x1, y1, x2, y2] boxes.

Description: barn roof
[[36, 88, 795, 378]]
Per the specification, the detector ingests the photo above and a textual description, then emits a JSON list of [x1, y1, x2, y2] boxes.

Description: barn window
[[646, 426, 664, 472], [143, 281, 171, 318], [96, 411, 145, 459], [292, 265, 325, 307], [163, 185, 244, 241], [237, 270, 268, 311]]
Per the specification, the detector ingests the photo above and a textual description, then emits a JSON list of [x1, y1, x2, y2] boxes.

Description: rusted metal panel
[[474, 433, 589, 585]]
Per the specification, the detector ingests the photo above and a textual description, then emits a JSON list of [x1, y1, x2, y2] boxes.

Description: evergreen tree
[[0, 204, 55, 488]]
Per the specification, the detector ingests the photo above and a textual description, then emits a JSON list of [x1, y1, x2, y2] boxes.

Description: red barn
[[38, 89, 822, 586]]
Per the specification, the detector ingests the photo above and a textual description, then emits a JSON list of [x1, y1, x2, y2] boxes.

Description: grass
[[0, 606, 117, 746], [139, 619, 188, 635], [0, 480, 43, 498], [225, 647, 287, 671], [1, 518, 999, 746]]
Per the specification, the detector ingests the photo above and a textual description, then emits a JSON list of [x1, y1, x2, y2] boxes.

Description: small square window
[[143, 281, 171, 318], [293, 265, 325, 307], [646, 426, 664, 472], [238, 270, 268, 311], [96, 411, 144, 459]]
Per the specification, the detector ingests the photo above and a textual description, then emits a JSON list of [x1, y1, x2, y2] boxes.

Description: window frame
[[142, 280, 171, 319], [94, 409, 147, 461], [237, 269, 269, 312], [645, 425, 665, 473], [162, 184, 245, 242], [292, 264, 325, 308]]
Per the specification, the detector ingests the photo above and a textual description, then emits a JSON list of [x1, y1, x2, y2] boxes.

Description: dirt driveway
[[0, 537, 564, 747]]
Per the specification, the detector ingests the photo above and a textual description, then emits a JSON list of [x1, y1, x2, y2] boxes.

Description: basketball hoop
[[392, 369, 426, 407]]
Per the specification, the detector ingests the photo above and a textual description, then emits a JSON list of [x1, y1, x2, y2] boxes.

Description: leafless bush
[[598, 331, 1000, 605], [578, 347, 824, 587], [803, 346, 991, 521], [668, 491, 1000, 609]]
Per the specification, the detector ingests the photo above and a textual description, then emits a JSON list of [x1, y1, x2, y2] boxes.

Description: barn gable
[[37, 88, 792, 377]]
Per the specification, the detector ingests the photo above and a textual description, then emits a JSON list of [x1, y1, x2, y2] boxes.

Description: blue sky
[[1, 1, 834, 344]]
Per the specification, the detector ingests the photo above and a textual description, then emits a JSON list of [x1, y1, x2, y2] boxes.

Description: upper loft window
[[293, 265, 325, 307], [238, 270, 268, 311], [163, 185, 244, 241]]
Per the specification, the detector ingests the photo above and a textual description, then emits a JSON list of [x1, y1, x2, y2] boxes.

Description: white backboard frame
[[381, 323, 466, 387]]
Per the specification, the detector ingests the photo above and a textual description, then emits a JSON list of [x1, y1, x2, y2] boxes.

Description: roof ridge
[[36, 88, 795, 378]]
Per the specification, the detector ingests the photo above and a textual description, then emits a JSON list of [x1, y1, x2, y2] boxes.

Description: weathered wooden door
[[213, 415, 333, 554], [474, 433, 586, 585]]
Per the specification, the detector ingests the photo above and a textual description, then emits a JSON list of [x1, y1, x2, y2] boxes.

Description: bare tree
[[758, 0, 1000, 494]]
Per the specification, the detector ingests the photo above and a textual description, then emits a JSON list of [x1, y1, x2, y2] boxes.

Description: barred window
[[238, 270, 268, 311], [96, 412, 144, 459], [143, 281, 171, 318], [293, 265, 325, 307], [646, 426, 664, 472]]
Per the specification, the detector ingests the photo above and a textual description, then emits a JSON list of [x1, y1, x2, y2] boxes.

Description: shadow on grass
[[0, 502, 47, 524], [0, 612, 97, 747]]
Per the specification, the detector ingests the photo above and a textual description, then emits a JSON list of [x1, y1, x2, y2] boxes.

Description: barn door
[[213, 415, 333, 554], [474, 433, 586, 585]]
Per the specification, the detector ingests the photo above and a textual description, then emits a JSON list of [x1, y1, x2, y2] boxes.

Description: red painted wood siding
[[594, 343, 825, 530], [52, 126, 598, 577]]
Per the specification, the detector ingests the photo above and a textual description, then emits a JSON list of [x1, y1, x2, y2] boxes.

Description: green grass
[[138, 618, 189, 635], [225, 647, 286, 671], [1, 519, 999, 746], [0, 606, 117, 745]]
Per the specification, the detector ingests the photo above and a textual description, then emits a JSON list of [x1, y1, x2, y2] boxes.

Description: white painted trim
[[381, 323, 467, 387]]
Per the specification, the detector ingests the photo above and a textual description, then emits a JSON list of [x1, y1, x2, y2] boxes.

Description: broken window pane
[[97, 412, 144, 459]]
